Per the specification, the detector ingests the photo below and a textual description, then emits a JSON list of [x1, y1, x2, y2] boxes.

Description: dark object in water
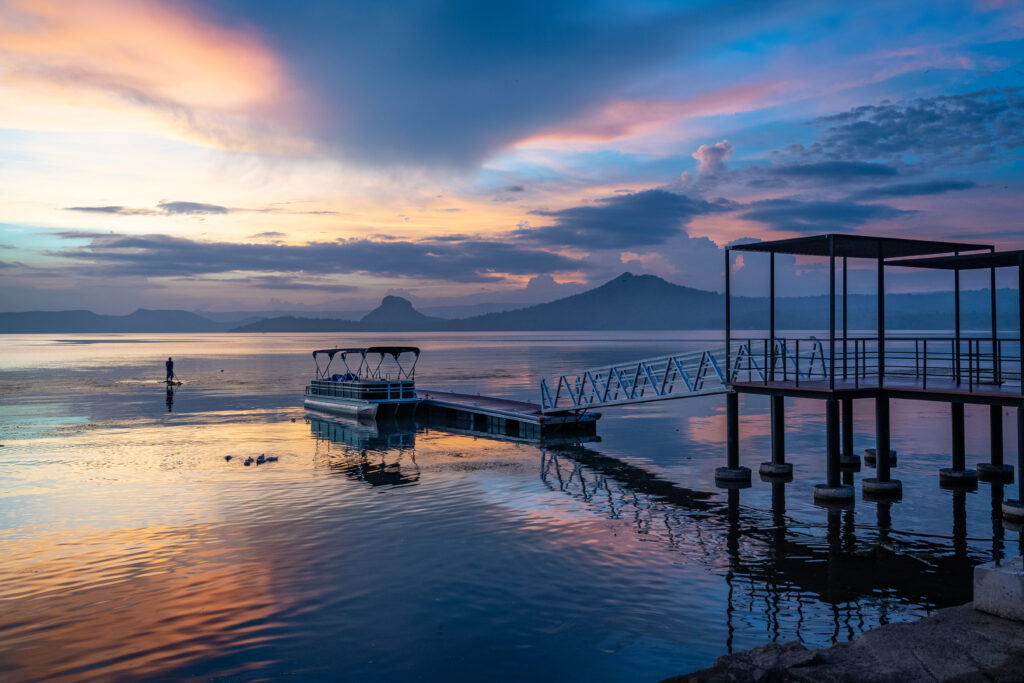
[[224, 455, 232, 462], [256, 454, 266, 464], [220, 369, 224, 372], [291, 418, 296, 422], [244, 457, 254, 466], [266, 456, 279, 462]]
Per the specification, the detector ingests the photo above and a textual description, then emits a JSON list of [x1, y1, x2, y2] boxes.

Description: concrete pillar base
[[839, 454, 862, 471], [862, 478, 903, 500], [864, 448, 897, 467], [940, 467, 979, 484], [759, 462, 793, 477], [977, 463, 1014, 482], [1002, 499, 1024, 520], [975, 558, 1024, 621], [715, 467, 751, 489], [759, 471, 793, 484], [813, 483, 855, 502]]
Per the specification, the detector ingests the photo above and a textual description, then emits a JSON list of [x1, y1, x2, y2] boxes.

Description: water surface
[[0, 332, 1017, 681]]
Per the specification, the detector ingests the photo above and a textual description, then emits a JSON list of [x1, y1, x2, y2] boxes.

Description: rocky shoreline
[[663, 603, 1024, 682]]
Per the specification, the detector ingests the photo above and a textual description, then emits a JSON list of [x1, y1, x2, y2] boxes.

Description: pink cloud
[[692, 140, 734, 175]]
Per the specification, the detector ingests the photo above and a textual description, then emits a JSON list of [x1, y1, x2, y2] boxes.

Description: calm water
[[0, 332, 1019, 682]]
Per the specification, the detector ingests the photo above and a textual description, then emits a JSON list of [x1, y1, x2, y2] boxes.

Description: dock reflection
[[310, 416, 419, 487], [539, 444, 1006, 649]]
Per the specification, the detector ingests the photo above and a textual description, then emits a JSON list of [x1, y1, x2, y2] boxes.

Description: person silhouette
[[166, 357, 175, 382]]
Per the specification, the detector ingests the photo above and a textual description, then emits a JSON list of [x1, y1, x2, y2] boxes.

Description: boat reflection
[[310, 415, 420, 487]]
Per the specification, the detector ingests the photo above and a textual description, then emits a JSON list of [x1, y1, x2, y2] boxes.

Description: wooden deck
[[417, 389, 599, 437]]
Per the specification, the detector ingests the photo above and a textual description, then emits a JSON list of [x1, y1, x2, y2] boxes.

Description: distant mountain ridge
[[3, 273, 1020, 333], [0, 309, 229, 333]]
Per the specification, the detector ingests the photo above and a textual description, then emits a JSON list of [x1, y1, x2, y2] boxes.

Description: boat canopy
[[312, 346, 420, 380]]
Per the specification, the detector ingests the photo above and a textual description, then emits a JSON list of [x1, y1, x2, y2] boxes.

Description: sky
[[1, 0, 1023, 313]]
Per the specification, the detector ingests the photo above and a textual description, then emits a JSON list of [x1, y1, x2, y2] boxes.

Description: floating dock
[[416, 389, 599, 439]]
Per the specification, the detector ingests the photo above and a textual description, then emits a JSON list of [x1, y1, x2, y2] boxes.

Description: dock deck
[[417, 389, 599, 439]]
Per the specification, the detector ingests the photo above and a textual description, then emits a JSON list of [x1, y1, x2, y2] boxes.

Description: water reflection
[[165, 383, 176, 412], [538, 443, 999, 650], [310, 416, 420, 487]]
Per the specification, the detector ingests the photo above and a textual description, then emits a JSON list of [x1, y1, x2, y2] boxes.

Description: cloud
[[248, 231, 286, 239], [241, 276, 358, 292], [765, 161, 898, 181], [850, 180, 977, 200], [789, 88, 1024, 166], [522, 189, 732, 249], [504, 185, 526, 193], [0, 261, 16, 268], [65, 205, 158, 216], [692, 140, 734, 175], [47, 231, 582, 283], [739, 198, 913, 232], [156, 200, 229, 215]]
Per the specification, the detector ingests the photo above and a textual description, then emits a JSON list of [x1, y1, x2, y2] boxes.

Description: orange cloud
[[0, 0, 307, 151]]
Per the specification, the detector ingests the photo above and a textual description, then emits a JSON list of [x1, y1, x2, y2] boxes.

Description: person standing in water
[[166, 357, 175, 382]]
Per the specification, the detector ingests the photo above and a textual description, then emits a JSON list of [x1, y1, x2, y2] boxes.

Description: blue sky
[[0, 0, 1022, 312]]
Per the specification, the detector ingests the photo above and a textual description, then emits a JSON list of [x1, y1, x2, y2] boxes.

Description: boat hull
[[303, 396, 380, 419]]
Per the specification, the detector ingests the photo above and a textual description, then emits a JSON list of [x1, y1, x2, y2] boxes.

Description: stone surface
[[665, 603, 1024, 682], [975, 558, 1024, 621]]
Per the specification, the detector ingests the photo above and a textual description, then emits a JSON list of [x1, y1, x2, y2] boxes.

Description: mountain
[[0, 309, 227, 333], [358, 295, 446, 331], [449, 272, 727, 330]]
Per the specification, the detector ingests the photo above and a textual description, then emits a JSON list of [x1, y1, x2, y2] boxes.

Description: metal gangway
[[539, 336, 1023, 413]]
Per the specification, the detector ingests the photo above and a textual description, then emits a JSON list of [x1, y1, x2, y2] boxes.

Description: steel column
[[771, 394, 785, 465], [955, 258, 961, 384], [725, 248, 731, 376], [727, 391, 739, 469], [842, 398, 853, 459], [877, 240, 885, 388], [829, 238, 835, 390], [770, 252, 775, 381], [826, 397, 840, 487], [876, 395, 891, 482], [843, 257, 848, 380], [991, 404, 1004, 467], [991, 247, 998, 383], [952, 402, 966, 472]]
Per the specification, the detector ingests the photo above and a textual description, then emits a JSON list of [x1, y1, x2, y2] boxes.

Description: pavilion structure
[[721, 234, 1024, 512]]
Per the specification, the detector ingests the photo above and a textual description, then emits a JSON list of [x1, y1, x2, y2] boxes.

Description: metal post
[[826, 398, 840, 487], [772, 394, 785, 465], [1019, 405, 1024, 483], [727, 391, 739, 469], [770, 252, 775, 382], [991, 247, 998, 383], [725, 247, 731, 378], [876, 395, 891, 482], [843, 256, 848, 381], [1018, 255, 1023, 391], [842, 398, 854, 459], [991, 404, 1004, 468], [952, 402, 966, 472], [877, 240, 885, 388], [830, 237, 836, 390], [955, 258, 961, 385]]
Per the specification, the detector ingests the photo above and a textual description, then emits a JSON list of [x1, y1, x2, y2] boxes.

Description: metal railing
[[540, 335, 1023, 412], [307, 379, 416, 402], [539, 349, 728, 412]]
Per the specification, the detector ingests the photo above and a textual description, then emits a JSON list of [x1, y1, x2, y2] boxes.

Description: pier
[[417, 389, 598, 439], [540, 233, 1024, 515]]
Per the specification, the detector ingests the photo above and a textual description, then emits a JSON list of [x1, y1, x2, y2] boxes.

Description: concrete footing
[[975, 558, 1024, 622], [758, 462, 793, 477], [813, 483, 854, 502], [839, 454, 861, 471], [977, 463, 1014, 482], [864, 448, 897, 467], [715, 466, 751, 489], [1002, 499, 1024, 520], [940, 467, 979, 486], [862, 477, 903, 499]]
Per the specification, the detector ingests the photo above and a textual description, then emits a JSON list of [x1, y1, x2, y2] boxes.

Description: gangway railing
[[540, 335, 1023, 413]]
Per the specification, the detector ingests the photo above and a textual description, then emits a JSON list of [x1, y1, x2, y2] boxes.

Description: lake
[[0, 332, 1017, 681]]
